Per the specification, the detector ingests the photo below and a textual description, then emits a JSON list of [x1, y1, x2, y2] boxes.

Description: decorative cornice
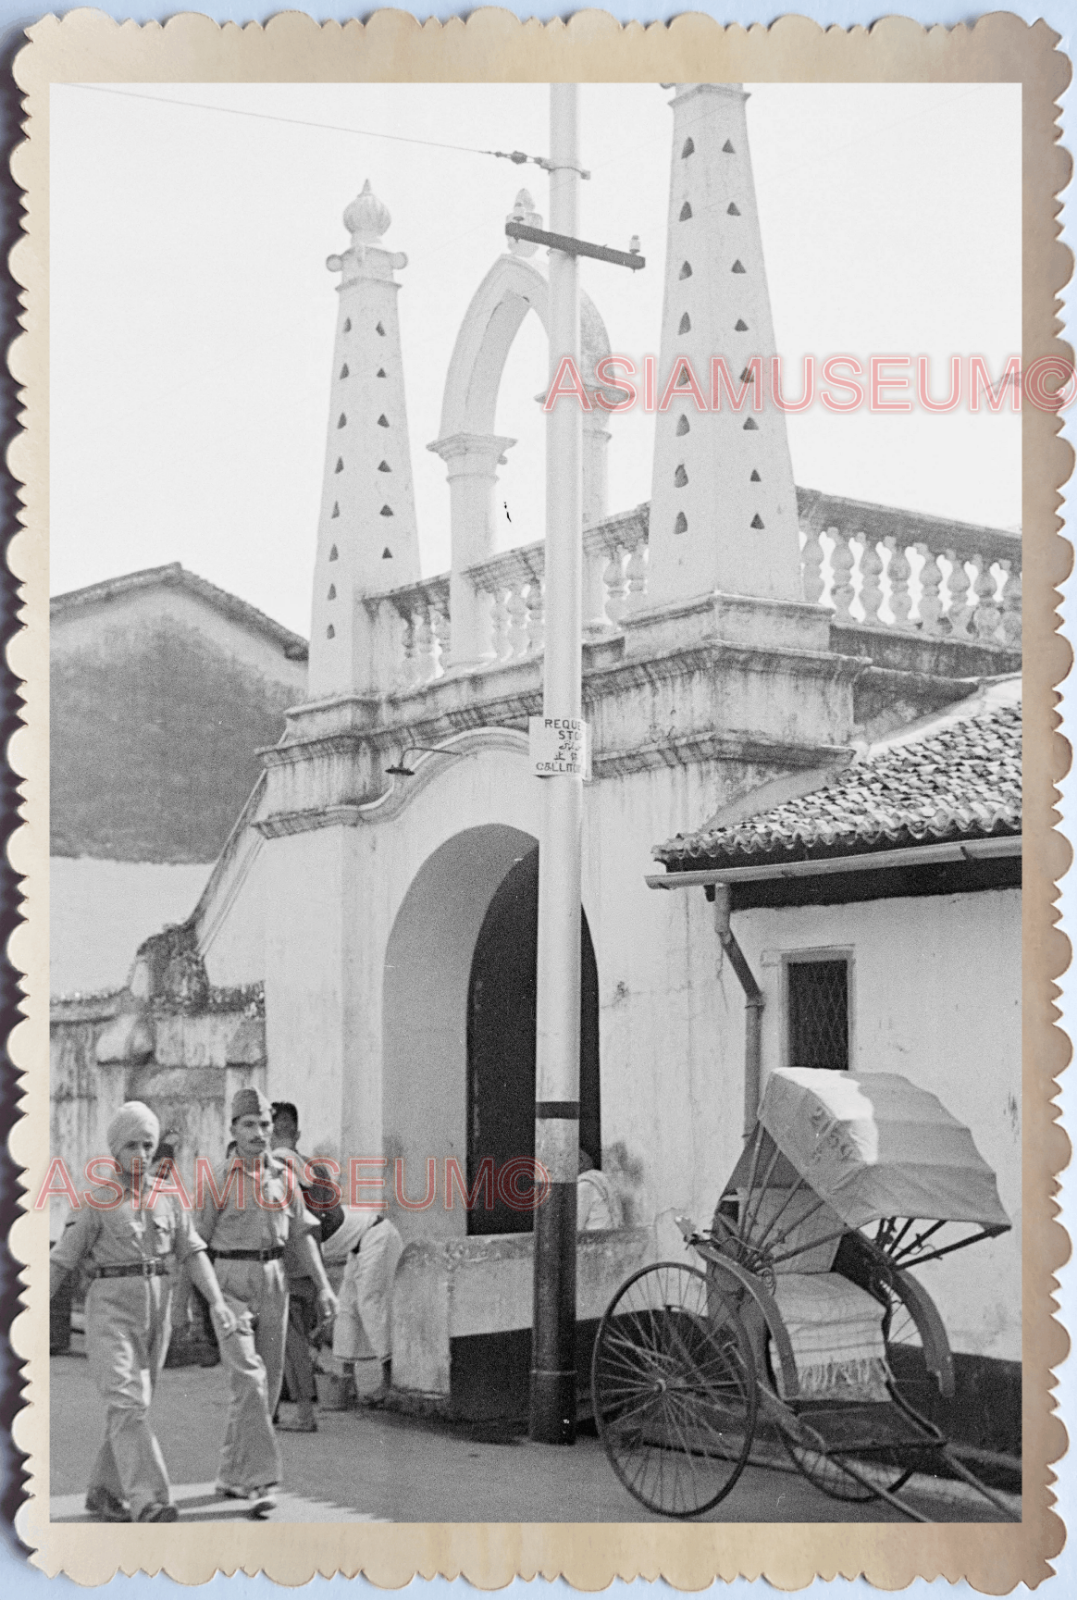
[[592, 732, 851, 780], [256, 726, 530, 838]]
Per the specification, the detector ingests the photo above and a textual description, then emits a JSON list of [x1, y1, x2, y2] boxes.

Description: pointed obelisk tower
[[646, 85, 803, 611], [308, 182, 421, 699]]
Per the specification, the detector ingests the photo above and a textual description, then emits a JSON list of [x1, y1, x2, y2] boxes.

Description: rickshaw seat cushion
[[770, 1272, 890, 1403]]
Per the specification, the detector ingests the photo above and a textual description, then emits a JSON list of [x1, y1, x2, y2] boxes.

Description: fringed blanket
[[770, 1272, 890, 1403]]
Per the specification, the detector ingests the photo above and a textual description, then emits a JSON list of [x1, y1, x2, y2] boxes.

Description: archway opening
[[466, 846, 600, 1236]]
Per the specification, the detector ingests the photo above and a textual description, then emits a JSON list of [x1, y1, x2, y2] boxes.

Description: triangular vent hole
[[328, 584, 336, 600], [339, 364, 349, 379], [377, 460, 392, 472], [338, 413, 347, 427], [723, 139, 735, 153], [679, 201, 692, 221], [326, 624, 336, 639], [376, 368, 387, 378], [679, 261, 693, 280], [681, 138, 695, 158], [331, 503, 340, 518], [678, 312, 691, 334], [335, 458, 344, 473], [676, 414, 690, 436], [376, 322, 386, 336], [377, 415, 390, 427], [382, 547, 393, 559], [731, 260, 746, 274], [750, 514, 765, 529], [343, 319, 351, 332], [727, 202, 741, 216], [750, 469, 761, 482], [329, 545, 339, 561], [674, 511, 688, 535], [673, 464, 688, 487], [735, 319, 749, 331], [743, 417, 759, 431], [380, 505, 394, 517]]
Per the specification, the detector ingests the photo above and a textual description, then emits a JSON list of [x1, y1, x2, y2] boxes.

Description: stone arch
[[437, 254, 614, 439], [382, 823, 538, 1243]]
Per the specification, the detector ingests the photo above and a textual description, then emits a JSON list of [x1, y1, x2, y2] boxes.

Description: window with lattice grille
[[786, 958, 849, 1070]]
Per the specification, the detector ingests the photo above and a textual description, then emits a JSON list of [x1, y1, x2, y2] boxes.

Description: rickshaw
[[592, 1068, 1018, 1521]]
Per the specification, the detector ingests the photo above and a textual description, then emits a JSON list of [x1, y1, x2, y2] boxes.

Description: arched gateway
[[382, 825, 600, 1242]]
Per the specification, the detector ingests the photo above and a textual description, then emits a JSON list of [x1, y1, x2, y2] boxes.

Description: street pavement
[[48, 1349, 1017, 1525]]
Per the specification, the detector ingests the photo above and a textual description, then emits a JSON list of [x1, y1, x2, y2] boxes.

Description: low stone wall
[[391, 1226, 655, 1420]]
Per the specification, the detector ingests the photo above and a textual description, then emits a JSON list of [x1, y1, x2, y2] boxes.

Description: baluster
[[972, 555, 1002, 641], [999, 560, 1022, 647], [944, 551, 973, 637], [801, 528, 825, 604], [431, 603, 452, 673], [603, 545, 628, 625], [916, 542, 944, 635], [884, 536, 913, 629], [488, 585, 511, 660], [414, 605, 436, 684], [524, 579, 545, 654], [858, 535, 884, 624], [829, 528, 855, 623], [398, 609, 421, 689], [624, 539, 648, 613], [506, 581, 530, 658]]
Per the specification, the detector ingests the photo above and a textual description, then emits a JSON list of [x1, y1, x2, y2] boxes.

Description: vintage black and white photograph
[[35, 65, 1029, 1537]]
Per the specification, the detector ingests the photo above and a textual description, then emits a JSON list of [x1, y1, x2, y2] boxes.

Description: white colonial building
[[51, 85, 1023, 1442]]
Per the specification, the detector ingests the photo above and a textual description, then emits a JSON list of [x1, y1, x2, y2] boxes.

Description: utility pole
[[530, 82, 584, 1446], [526, 84, 644, 1447]]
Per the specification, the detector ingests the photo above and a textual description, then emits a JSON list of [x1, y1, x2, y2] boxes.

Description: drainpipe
[[709, 884, 765, 1137]]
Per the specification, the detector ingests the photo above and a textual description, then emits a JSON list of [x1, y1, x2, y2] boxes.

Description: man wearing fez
[[270, 1100, 344, 1433], [49, 1100, 238, 1523], [195, 1087, 337, 1518]]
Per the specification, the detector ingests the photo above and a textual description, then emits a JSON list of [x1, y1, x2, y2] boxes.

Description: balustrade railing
[[366, 491, 1021, 691]]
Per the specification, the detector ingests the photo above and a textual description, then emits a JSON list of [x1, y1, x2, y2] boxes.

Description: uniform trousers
[[213, 1258, 288, 1491], [84, 1276, 173, 1520], [282, 1276, 318, 1407]]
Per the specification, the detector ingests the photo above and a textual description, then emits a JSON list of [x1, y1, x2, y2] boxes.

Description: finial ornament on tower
[[344, 179, 392, 244]]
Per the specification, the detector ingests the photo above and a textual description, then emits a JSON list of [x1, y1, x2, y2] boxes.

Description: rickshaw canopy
[[743, 1068, 1010, 1233]]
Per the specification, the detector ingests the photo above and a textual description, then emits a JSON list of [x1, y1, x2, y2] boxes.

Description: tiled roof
[[655, 698, 1021, 870]]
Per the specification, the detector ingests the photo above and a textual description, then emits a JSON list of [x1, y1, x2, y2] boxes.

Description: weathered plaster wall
[[52, 585, 304, 863], [725, 888, 1022, 1361]]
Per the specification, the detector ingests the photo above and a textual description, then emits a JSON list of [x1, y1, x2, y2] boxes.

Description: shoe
[[277, 1415, 317, 1433], [85, 1486, 130, 1522], [246, 1487, 277, 1519], [214, 1482, 248, 1500], [137, 1502, 179, 1523]]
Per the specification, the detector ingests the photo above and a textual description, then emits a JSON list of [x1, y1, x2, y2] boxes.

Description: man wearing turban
[[49, 1101, 237, 1522], [194, 1086, 337, 1518]]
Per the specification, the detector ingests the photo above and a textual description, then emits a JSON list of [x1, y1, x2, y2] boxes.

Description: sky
[[49, 81, 1022, 637]]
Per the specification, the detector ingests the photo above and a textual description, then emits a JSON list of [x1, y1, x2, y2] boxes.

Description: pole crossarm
[[505, 220, 646, 270]]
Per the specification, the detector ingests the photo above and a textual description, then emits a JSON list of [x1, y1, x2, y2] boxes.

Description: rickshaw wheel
[[592, 1261, 757, 1518]]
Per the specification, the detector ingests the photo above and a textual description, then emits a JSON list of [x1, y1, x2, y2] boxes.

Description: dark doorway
[[466, 847, 600, 1235]]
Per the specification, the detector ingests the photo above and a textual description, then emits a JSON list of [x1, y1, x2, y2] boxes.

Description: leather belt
[[350, 1216, 386, 1255], [92, 1260, 168, 1280], [211, 1245, 285, 1262]]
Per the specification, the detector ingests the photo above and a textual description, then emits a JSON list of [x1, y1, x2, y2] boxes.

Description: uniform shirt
[[50, 1187, 207, 1280], [194, 1154, 318, 1257]]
